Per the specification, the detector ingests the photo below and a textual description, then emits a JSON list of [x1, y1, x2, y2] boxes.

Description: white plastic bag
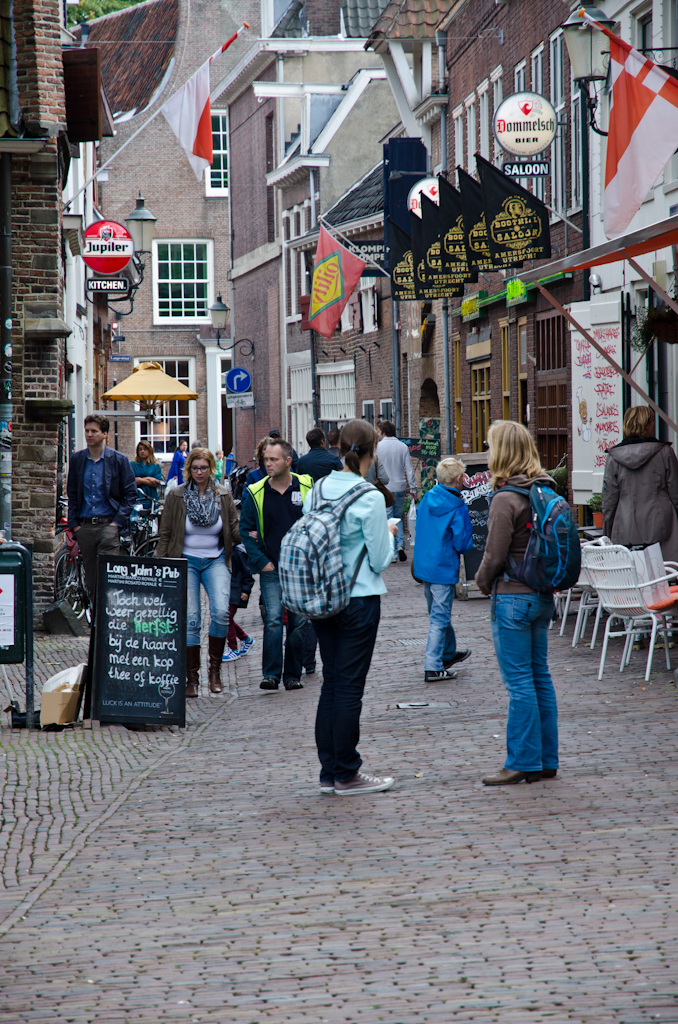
[[165, 476, 178, 493], [407, 499, 417, 547]]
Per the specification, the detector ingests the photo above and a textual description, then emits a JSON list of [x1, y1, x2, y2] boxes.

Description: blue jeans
[[385, 490, 406, 550], [423, 583, 457, 670], [491, 593, 558, 773], [314, 595, 381, 784], [186, 554, 231, 646], [259, 568, 306, 682]]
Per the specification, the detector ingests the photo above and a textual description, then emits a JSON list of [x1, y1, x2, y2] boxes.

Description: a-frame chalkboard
[[92, 555, 187, 727]]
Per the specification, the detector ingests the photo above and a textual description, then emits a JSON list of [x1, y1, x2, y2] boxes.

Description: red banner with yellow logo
[[309, 225, 366, 339]]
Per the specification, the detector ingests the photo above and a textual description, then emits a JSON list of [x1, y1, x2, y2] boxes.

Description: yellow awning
[[102, 362, 198, 406]]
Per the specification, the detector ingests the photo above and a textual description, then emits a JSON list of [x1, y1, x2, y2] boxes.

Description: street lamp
[[209, 294, 231, 350], [124, 193, 157, 254], [561, 6, 616, 301]]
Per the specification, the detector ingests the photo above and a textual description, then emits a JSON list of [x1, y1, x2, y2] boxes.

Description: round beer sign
[[83, 220, 134, 275], [494, 92, 557, 157], [408, 177, 440, 218]]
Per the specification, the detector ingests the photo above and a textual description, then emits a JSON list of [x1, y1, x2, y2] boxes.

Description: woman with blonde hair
[[156, 447, 240, 697], [603, 406, 678, 559], [475, 421, 559, 786]]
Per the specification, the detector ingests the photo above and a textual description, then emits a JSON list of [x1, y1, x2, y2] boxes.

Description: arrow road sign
[[225, 367, 252, 394]]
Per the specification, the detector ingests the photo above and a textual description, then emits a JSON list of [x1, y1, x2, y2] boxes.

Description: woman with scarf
[[156, 447, 240, 697]]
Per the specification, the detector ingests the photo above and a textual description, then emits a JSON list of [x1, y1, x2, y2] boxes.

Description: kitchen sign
[[494, 92, 557, 157], [83, 220, 134, 275]]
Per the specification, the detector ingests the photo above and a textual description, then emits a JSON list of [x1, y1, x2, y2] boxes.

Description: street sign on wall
[[225, 366, 252, 393], [503, 160, 551, 177], [83, 221, 134, 275], [226, 392, 255, 409], [494, 92, 557, 157], [86, 277, 131, 297]]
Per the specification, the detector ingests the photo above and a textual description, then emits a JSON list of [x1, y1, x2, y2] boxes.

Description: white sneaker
[[238, 636, 255, 655], [222, 648, 241, 662], [334, 771, 394, 795]]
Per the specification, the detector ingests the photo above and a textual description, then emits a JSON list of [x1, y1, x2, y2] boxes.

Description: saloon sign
[[83, 221, 134, 275], [494, 92, 557, 157]]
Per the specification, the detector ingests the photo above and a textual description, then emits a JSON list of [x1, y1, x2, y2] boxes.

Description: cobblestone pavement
[[0, 561, 677, 1023]]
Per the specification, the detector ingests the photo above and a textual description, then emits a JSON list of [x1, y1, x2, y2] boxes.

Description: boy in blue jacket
[[413, 457, 474, 682]]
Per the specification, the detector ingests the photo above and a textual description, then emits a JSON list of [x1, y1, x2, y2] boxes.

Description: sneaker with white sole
[[320, 781, 335, 794], [238, 636, 254, 656], [222, 648, 241, 662], [334, 770, 394, 795]]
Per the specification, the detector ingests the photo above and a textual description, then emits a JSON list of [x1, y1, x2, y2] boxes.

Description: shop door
[[535, 311, 568, 470]]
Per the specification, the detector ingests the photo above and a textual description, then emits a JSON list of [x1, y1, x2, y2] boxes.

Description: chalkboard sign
[[93, 555, 187, 726], [460, 461, 493, 579]]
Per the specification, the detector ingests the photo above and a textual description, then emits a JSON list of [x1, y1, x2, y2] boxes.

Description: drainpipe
[[392, 298, 401, 434], [436, 30, 451, 455], [0, 154, 12, 536]]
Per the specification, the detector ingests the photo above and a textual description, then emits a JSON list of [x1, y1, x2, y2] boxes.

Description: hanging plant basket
[[631, 304, 678, 350], [650, 309, 678, 345]]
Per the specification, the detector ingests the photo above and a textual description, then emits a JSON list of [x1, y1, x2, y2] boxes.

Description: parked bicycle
[[124, 494, 163, 557], [54, 498, 91, 625]]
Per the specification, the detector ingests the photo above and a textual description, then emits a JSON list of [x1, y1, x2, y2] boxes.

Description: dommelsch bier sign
[[494, 92, 557, 158]]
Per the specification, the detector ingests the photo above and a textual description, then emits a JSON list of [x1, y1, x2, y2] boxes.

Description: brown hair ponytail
[[339, 419, 377, 475]]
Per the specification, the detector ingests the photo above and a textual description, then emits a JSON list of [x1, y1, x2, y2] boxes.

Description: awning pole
[[623, 253, 678, 318], [535, 282, 678, 436]]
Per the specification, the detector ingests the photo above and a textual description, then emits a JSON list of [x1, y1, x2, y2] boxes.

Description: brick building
[[85, 0, 258, 467]]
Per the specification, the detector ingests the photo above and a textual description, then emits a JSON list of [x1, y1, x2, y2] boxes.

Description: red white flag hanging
[[583, 11, 678, 237], [160, 24, 248, 182]]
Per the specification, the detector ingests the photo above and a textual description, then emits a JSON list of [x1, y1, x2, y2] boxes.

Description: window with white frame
[[136, 358, 196, 457], [491, 68, 503, 165], [284, 207, 308, 319], [360, 276, 378, 333], [153, 240, 213, 323], [571, 74, 583, 209], [205, 112, 228, 195], [454, 105, 464, 169], [550, 30, 566, 214], [362, 400, 375, 426], [531, 47, 545, 200], [466, 97, 476, 173], [514, 60, 526, 94], [290, 362, 313, 455], [319, 362, 355, 423], [380, 399, 393, 422], [478, 82, 490, 160]]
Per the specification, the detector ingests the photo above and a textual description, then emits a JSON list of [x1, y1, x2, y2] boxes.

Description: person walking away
[[224, 449, 235, 479], [155, 448, 240, 697], [241, 438, 313, 691], [244, 436, 273, 491], [295, 427, 343, 481], [223, 543, 255, 663], [327, 428, 341, 458], [603, 406, 678, 559], [130, 441, 163, 507], [66, 415, 138, 601], [376, 420, 417, 561], [413, 458, 473, 682], [475, 420, 559, 786], [167, 439, 188, 487], [304, 418, 398, 796], [214, 449, 225, 483]]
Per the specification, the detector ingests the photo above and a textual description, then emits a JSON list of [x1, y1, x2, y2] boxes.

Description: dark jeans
[[76, 522, 121, 601], [304, 619, 318, 671], [314, 595, 381, 784], [259, 568, 306, 682]]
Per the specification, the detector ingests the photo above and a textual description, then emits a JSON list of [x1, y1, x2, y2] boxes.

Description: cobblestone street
[[0, 561, 677, 1023]]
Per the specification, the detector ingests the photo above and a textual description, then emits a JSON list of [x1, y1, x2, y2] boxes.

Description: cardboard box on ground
[[40, 664, 86, 726]]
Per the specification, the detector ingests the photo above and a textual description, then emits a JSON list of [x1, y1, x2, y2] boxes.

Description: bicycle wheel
[[53, 546, 70, 603], [135, 537, 159, 558], [55, 551, 91, 624]]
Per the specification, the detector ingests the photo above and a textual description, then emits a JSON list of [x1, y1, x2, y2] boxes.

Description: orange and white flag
[[584, 11, 678, 236], [160, 24, 248, 182]]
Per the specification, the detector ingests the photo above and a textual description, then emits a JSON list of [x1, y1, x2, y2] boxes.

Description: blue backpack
[[498, 483, 581, 594]]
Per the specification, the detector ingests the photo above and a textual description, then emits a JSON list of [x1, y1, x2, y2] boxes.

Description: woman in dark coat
[[603, 406, 678, 560]]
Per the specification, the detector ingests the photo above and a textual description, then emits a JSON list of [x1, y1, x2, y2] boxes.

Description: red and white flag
[[584, 12, 678, 236], [160, 24, 248, 182]]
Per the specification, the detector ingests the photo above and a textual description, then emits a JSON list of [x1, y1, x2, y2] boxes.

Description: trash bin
[[0, 544, 25, 664]]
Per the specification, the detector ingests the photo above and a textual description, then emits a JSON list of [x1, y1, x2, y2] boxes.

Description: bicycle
[[54, 504, 92, 625], [126, 494, 163, 558]]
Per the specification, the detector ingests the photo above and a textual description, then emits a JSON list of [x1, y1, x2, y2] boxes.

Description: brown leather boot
[[208, 635, 227, 693], [186, 646, 200, 698]]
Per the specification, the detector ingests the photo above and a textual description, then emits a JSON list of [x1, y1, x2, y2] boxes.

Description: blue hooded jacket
[[412, 484, 474, 584]]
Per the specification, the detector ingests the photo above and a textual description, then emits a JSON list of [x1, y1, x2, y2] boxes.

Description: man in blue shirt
[[295, 427, 343, 482], [66, 415, 138, 601]]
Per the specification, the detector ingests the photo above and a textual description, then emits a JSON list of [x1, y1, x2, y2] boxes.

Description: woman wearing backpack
[[475, 420, 560, 786], [303, 419, 398, 796]]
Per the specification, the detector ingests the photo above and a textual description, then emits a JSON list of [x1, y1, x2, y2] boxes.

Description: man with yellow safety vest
[[240, 437, 313, 691]]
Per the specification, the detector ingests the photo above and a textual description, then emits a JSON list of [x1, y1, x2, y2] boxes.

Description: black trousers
[[76, 522, 121, 601]]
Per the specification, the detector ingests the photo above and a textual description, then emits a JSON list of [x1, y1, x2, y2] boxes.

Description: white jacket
[[376, 436, 416, 492]]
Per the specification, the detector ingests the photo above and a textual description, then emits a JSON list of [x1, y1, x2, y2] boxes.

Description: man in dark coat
[[295, 427, 343, 482]]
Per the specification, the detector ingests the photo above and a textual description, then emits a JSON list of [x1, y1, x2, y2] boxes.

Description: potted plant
[[631, 302, 678, 351], [588, 493, 603, 529]]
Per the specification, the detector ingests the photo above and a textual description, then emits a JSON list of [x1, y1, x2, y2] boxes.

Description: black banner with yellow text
[[477, 153, 551, 266]]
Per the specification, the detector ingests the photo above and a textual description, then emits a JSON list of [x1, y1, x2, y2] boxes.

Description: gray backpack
[[279, 479, 375, 619]]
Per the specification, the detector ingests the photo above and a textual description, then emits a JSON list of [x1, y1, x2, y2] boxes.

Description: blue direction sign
[[225, 366, 252, 393]]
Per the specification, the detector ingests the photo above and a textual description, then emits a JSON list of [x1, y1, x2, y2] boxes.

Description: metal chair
[[581, 540, 678, 681]]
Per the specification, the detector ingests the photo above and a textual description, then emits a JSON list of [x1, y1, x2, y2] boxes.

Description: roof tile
[[366, 0, 450, 44], [324, 163, 383, 226]]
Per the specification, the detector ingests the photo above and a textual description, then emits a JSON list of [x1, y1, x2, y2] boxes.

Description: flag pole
[[317, 216, 385, 274], [64, 23, 249, 211]]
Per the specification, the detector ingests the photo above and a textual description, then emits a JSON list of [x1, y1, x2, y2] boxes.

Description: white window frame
[[453, 105, 464, 169], [570, 71, 583, 211], [379, 398, 393, 422], [289, 358, 313, 455], [514, 60, 526, 94], [205, 110, 228, 196], [550, 30, 566, 216], [317, 360, 355, 423], [362, 400, 375, 426], [134, 356, 197, 458], [478, 80, 490, 161], [152, 239, 214, 325], [491, 67, 503, 166], [465, 95, 476, 174], [360, 276, 378, 333], [531, 47, 545, 200]]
